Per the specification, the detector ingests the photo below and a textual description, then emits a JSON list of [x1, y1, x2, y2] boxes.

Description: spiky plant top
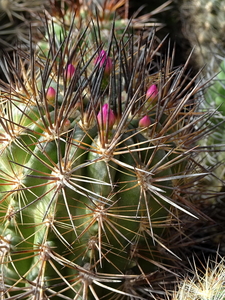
[[39, 0, 172, 58], [179, 0, 225, 70], [47, 0, 172, 30], [171, 257, 225, 300], [0, 11, 217, 300]]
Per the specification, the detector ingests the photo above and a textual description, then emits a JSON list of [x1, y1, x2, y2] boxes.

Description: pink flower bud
[[97, 103, 116, 129], [46, 87, 56, 104], [94, 50, 112, 75], [64, 64, 75, 80], [138, 115, 151, 128], [62, 119, 71, 131], [146, 84, 158, 101]]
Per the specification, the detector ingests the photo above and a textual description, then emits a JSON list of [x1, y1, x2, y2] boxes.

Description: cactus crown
[[172, 257, 225, 300]]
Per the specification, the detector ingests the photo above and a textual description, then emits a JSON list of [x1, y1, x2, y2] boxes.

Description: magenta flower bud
[[138, 115, 151, 128], [64, 64, 75, 80], [46, 87, 56, 104], [97, 103, 116, 129], [94, 50, 112, 75], [146, 84, 158, 101]]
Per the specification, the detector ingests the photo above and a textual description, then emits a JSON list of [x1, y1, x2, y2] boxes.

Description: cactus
[[206, 60, 225, 113], [179, 0, 225, 69], [0, 3, 221, 300], [193, 56, 225, 191], [171, 257, 225, 300], [0, 0, 47, 50]]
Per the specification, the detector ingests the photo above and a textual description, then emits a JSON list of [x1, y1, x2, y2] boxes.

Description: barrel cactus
[[194, 56, 225, 191], [0, 4, 219, 300], [0, 0, 47, 50], [172, 257, 225, 300], [179, 0, 225, 69]]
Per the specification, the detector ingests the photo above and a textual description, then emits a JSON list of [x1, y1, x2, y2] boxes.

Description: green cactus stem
[[0, 11, 220, 300]]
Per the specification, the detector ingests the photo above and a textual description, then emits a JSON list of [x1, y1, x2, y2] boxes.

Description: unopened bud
[[138, 115, 151, 128], [146, 84, 158, 102], [46, 87, 56, 104], [97, 103, 116, 129], [94, 50, 112, 75], [64, 64, 75, 81], [62, 119, 71, 131]]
